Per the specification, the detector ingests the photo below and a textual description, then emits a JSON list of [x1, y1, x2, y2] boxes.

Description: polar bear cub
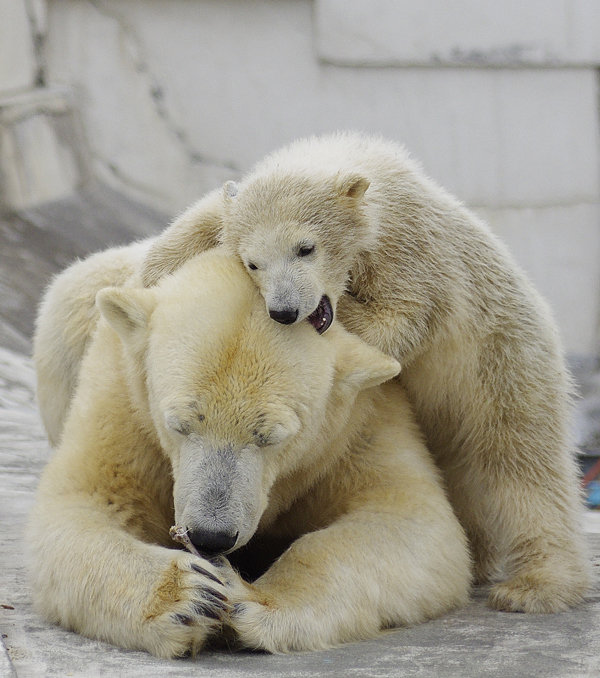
[[29, 249, 471, 657]]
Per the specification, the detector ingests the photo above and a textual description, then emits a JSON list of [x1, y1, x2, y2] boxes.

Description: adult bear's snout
[[174, 439, 266, 555], [187, 527, 239, 555]]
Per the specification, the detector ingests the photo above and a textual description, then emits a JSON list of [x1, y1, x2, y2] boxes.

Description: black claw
[[201, 596, 229, 614], [194, 593, 229, 614], [173, 613, 194, 626], [190, 562, 224, 586], [205, 555, 229, 568], [233, 602, 246, 615], [192, 601, 224, 621], [196, 597, 230, 614], [203, 585, 228, 603]]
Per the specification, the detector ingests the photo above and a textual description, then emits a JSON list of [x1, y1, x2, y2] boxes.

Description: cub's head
[[220, 171, 372, 334], [97, 250, 398, 557]]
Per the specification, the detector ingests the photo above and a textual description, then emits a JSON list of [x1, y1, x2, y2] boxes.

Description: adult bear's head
[[96, 249, 399, 556]]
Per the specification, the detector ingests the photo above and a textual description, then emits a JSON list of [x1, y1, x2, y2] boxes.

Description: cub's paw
[[142, 555, 231, 658], [489, 570, 588, 614]]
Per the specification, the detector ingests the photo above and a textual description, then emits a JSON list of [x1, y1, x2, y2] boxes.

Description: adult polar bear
[[29, 250, 471, 656], [141, 132, 590, 614]]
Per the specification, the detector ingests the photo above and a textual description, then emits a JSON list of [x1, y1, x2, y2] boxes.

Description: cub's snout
[[268, 295, 334, 335], [269, 307, 298, 325]]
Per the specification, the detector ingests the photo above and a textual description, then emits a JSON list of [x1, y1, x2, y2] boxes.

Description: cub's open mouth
[[307, 296, 333, 334]]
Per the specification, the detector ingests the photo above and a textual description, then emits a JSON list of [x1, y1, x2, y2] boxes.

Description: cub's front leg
[[28, 500, 231, 658]]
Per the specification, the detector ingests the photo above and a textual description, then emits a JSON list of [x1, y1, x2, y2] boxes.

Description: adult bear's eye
[[247, 262, 258, 271], [165, 414, 191, 436], [297, 244, 315, 257], [252, 429, 270, 447]]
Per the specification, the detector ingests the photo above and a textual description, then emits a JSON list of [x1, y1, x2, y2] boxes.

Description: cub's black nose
[[269, 308, 299, 324], [188, 528, 238, 555]]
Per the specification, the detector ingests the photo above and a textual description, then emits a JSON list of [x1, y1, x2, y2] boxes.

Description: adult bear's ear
[[96, 287, 156, 345], [334, 330, 400, 390], [335, 173, 370, 201]]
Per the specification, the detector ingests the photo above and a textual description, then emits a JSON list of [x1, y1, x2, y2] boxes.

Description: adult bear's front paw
[[141, 554, 231, 658], [230, 599, 335, 654], [231, 600, 289, 653]]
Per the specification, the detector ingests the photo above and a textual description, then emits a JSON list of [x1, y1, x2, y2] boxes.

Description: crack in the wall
[[87, 0, 238, 174], [23, 0, 47, 87]]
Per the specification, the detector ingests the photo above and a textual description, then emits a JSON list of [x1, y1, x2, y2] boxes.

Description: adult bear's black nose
[[269, 308, 298, 324], [188, 528, 238, 555]]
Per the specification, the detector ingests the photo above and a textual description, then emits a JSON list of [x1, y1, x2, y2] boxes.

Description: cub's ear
[[96, 287, 157, 344], [335, 173, 370, 201], [223, 181, 239, 201], [334, 330, 400, 390]]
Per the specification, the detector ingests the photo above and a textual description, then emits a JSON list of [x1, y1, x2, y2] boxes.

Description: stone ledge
[[0, 86, 71, 125]]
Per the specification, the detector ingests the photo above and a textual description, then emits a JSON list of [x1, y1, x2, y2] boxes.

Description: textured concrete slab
[[46, 1, 600, 213]]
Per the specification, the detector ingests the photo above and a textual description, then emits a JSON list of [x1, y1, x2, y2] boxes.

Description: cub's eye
[[297, 244, 315, 258], [247, 262, 258, 271]]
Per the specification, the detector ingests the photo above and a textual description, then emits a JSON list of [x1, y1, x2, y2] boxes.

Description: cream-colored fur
[[139, 132, 590, 614], [29, 249, 471, 657], [33, 240, 154, 446]]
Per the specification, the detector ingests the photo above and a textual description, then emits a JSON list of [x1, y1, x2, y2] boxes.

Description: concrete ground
[[1, 187, 599, 677]]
